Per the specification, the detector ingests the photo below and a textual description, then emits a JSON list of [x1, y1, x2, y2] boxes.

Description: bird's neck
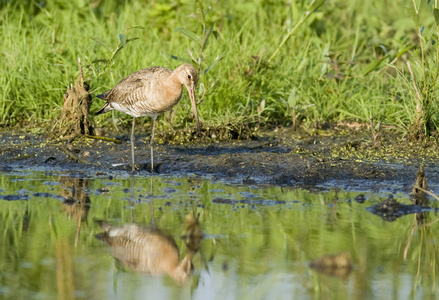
[[160, 72, 183, 106], [164, 70, 182, 90]]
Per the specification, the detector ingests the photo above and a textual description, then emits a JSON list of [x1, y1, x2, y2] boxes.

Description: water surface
[[0, 171, 437, 300]]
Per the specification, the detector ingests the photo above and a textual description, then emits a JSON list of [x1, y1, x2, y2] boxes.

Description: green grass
[[1, 0, 439, 138]]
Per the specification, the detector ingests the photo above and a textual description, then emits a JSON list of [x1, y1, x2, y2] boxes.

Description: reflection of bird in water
[[96, 221, 195, 283], [60, 177, 91, 247], [61, 177, 91, 221], [95, 64, 201, 173], [181, 213, 203, 254], [309, 251, 353, 281]]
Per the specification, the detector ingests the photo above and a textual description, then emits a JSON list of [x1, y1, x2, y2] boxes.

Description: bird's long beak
[[186, 83, 201, 135]]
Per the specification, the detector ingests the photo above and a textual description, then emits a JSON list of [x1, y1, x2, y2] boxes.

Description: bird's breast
[[130, 84, 183, 117]]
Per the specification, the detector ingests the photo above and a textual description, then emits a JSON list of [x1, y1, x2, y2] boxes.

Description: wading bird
[[95, 64, 201, 172]]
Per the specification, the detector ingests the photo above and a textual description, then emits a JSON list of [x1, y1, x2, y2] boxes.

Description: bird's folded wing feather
[[100, 68, 171, 107]]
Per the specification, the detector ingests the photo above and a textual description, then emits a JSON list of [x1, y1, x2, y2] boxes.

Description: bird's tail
[[94, 219, 112, 232], [95, 102, 112, 115]]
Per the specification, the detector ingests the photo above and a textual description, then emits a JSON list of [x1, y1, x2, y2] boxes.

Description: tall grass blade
[[175, 27, 202, 45], [204, 55, 223, 75], [434, 8, 439, 25], [268, 0, 326, 63], [119, 33, 127, 47]]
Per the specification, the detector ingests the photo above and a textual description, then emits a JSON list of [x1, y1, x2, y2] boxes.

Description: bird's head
[[177, 64, 199, 87], [176, 64, 201, 135]]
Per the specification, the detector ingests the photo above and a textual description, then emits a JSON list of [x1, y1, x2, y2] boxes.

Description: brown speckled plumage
[[95, 64, 201, 172]]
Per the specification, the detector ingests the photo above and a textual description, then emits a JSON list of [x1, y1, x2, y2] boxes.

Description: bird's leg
[[131, 116, 136, 173], [150, 176, 155, 227], [130, 173, 135, 223], [150, 116, 157, 173]]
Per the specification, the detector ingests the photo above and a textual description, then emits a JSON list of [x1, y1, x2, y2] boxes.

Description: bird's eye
[[187, 75, 192, 79]]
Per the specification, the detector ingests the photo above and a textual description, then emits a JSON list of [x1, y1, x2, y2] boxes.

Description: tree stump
[[49, 58, 94, 140]]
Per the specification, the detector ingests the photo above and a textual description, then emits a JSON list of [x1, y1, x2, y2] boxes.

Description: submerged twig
[[12, 153, 37, 161], [85, 135, 122, 144], [59, 144, 92, 165], [412, 185, 439, 201]]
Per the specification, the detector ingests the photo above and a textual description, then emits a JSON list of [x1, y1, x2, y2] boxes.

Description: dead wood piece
[[49, 58, 94, 140], [411, 165, 428, 206]]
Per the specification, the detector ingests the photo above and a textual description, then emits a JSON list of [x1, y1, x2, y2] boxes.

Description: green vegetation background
[[1, 0, 439, 137]]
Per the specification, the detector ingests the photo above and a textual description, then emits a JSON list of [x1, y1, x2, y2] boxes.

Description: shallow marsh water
[[0, 170, 438, 300]]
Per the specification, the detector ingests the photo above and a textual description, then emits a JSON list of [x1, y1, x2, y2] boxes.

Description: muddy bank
[[1, 127, 438, 191]]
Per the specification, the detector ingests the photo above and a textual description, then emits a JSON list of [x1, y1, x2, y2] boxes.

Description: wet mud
[[1, 127, 439, 191]]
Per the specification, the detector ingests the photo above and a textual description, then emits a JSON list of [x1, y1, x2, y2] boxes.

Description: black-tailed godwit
[[96, 64, 201, 172]]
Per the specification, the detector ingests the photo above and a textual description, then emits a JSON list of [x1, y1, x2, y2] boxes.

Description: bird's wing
[[99, 67, 172, 106]]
